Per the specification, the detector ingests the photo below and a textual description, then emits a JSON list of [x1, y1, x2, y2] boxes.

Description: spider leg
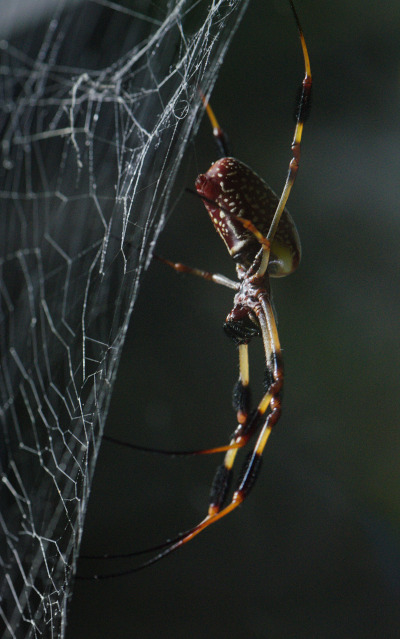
[[102, 433, 242, 456], [115, 297, 282, 571], [233, 217, 270, 253], [200, 92, 231, 157], [235, 343, 250, 425], [82, 323, 279, 577], [207, 343, 251, 515], [81, 326, 273, 578], [259, 1, 312, 277], [155, 255, 238, 290], [161, 293, 282, 544]]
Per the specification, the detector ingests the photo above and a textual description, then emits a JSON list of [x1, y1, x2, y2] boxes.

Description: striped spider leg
[[83, 0, 312, 578]]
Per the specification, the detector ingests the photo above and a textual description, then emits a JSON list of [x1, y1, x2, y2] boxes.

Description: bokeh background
[[69, 0, 400, 637]]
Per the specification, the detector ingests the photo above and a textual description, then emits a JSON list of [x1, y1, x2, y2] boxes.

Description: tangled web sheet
[[0, 1, 248, 636]]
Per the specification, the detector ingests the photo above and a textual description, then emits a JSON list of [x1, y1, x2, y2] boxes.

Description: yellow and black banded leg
[[235, 343, 251, 427], [158, 293, 283, 551], [86, 319, 279, 577], [207, 343, 251, 516], [263, 0, 312, 252], [201, 93, 231, 158], [168, 294, 282, 543], [158, 383, 280, 553], [85, 363, 280, 579]]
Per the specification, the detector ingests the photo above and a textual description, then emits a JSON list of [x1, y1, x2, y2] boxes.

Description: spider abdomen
[[195, 157, 301, 276]]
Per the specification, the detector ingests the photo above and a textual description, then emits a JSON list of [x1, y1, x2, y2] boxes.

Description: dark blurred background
[[69, 0, 400, 637]]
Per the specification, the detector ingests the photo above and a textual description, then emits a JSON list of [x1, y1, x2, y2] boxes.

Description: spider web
[[0, 0, 249, 636]]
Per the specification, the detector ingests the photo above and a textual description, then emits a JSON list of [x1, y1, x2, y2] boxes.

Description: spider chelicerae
[[90, 0, 312, 578]]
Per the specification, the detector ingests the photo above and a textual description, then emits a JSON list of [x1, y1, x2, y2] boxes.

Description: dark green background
[[69, 1, 400, 636]]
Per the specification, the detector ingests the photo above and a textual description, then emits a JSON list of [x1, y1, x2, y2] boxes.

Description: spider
[[94, 0, 312, 577]]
